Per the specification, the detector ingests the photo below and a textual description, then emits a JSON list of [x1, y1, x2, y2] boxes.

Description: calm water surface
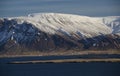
[[0, 62, 120, 76], [0, 56, 120, 76]]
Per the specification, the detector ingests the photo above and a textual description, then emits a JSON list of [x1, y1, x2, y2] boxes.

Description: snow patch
[[1, 13, 120, 38]]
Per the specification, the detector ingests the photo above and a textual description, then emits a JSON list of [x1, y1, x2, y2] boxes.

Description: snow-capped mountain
[[0, 13, 120, 51]]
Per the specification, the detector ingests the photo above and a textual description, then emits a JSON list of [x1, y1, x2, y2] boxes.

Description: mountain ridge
[[0, 13, 120, 51]]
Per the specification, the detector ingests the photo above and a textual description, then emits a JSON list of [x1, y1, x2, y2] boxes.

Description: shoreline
[[0, 50, 120, 58], [1, 50, 120, 63], [9, 58, 120, 64]]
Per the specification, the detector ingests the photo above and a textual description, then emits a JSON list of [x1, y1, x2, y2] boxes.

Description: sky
[[0, 0, 120, 17]]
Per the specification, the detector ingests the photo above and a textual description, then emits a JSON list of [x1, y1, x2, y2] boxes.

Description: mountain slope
[[13, 13, 112, 37], [0, 13, 120, 51]]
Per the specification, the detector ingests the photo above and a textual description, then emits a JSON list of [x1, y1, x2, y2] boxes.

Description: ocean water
[[0, 56, 120, 76], [0, 62, 120, 76]]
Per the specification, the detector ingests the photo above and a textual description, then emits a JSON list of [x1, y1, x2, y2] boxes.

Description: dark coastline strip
[[8, 58, 120, 64]]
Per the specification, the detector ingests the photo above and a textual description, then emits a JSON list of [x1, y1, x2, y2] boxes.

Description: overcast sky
[[0, 0, 120, 17]]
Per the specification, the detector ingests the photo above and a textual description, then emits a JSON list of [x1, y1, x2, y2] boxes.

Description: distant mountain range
[[0, 13, 120, 51]]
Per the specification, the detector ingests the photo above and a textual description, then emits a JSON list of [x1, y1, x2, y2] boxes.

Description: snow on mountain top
[[1, 13, 120, 38], [95, 16, 120, 34]]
